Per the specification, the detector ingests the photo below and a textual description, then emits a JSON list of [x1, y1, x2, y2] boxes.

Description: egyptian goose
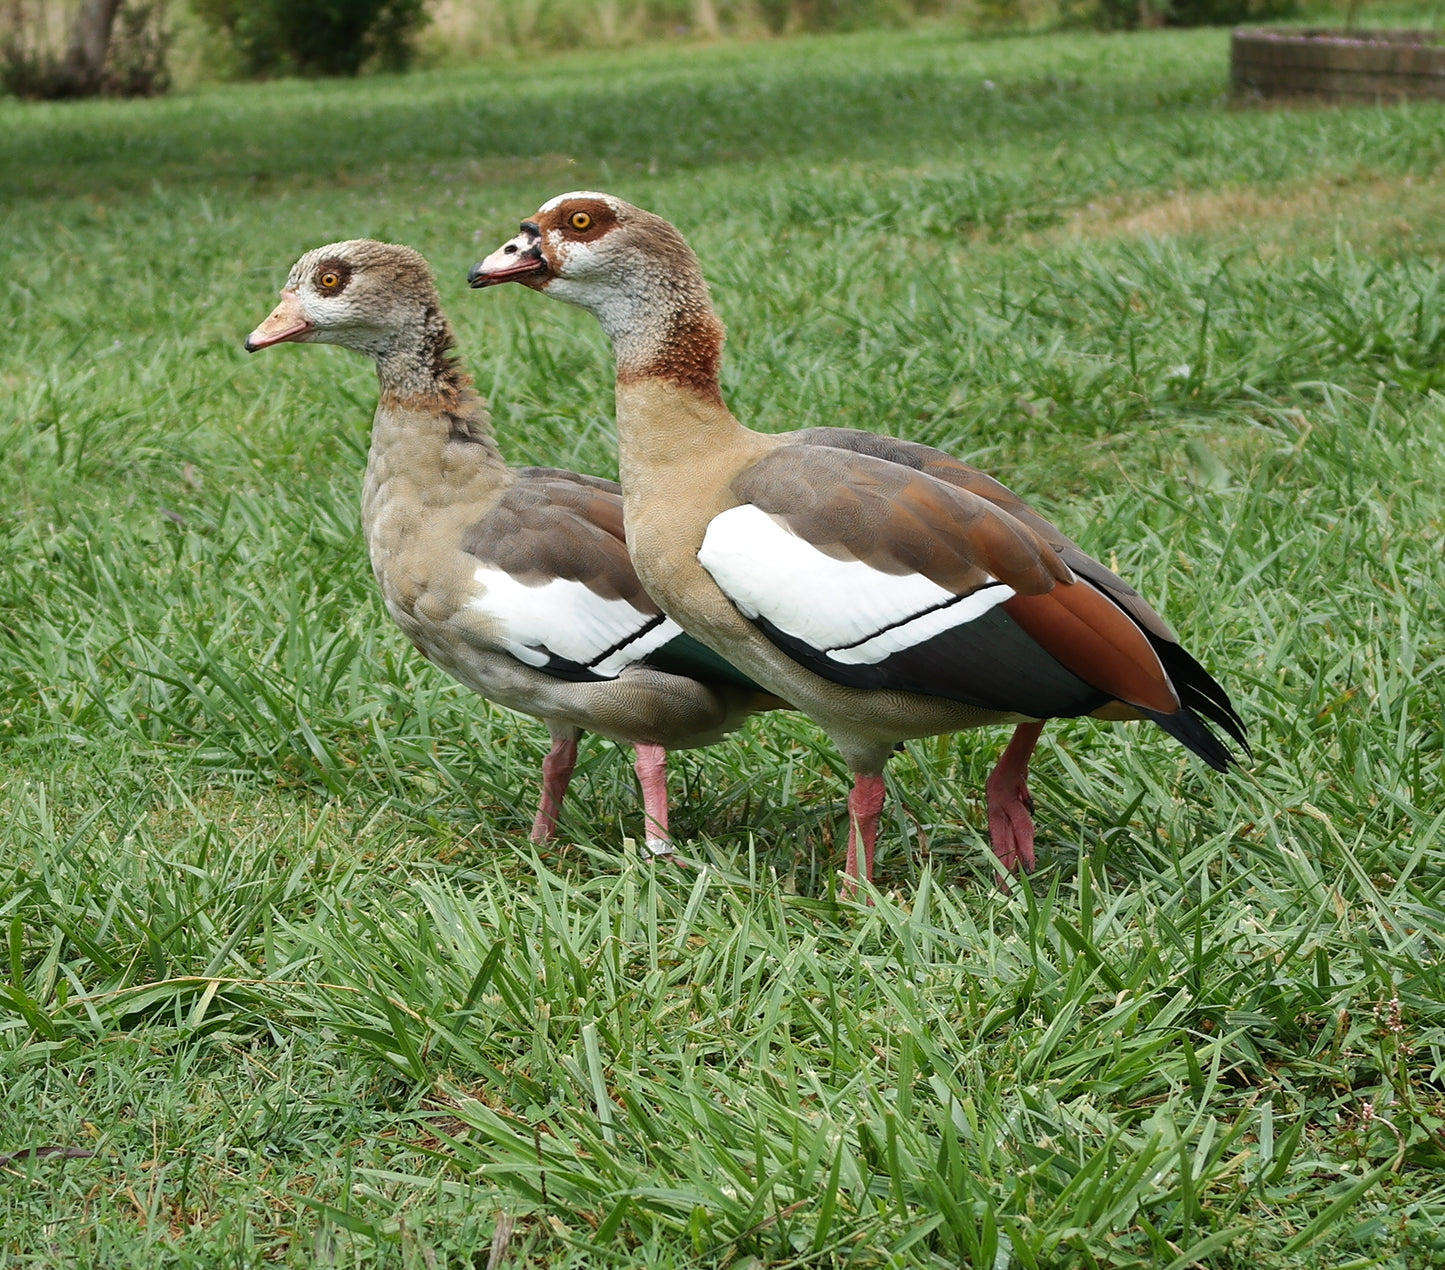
[[245, 239, 774, 855], [468, 194, 1247, 886]]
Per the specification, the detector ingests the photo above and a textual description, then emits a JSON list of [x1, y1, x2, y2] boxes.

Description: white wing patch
[[593, 616, 683, 676], [827, 586, 1015, 665], [469, 566, 680, 678], [698, 504, 1015, 666]]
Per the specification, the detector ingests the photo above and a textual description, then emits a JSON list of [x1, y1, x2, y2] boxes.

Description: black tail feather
[[1140, 704, 1235, 772], [1147, 635, 1250, 756]]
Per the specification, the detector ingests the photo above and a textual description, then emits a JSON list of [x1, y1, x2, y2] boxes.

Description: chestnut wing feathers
[[796, 427, 1173, 632], [701, 439, 1244, 761], [797, 428, 1247, 754]]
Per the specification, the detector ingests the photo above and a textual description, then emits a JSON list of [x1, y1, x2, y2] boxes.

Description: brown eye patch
[[542, 201, 615, 240], [313, 258, 352, 294]]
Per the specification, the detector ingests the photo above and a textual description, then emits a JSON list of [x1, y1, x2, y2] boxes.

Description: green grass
[[3, 21, 1445, 1268]]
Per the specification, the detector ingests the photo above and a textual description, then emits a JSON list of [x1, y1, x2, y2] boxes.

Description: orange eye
[[319, 271, 341, 289], [569, 211, 592, 231]]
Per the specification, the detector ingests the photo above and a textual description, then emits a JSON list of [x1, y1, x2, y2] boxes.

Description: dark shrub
[[193, 0, 429, 77], [1085, 0, 1297, 30], [1166, 0, 1296, 24]]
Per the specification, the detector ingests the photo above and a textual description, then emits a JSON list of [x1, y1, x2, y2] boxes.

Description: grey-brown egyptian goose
[[245, 239, 774, 855], [469, 194, 1247, 886]]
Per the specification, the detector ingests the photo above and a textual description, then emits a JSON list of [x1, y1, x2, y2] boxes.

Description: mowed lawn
[[3, 22, 1445, 1268]]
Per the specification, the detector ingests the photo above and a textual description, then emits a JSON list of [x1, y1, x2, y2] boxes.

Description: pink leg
[[844, 772, 887, 890], [531, 732, 579, 843], [985, 720, 1046, 875], [633, 742, 672, 857]]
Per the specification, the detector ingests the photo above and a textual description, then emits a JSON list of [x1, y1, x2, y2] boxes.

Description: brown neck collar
[[616, 306, 725, 406]]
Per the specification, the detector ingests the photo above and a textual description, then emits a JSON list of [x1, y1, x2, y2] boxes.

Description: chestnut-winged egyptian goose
[[245, 239, 775, 855], [468, 194, 1247, 886]]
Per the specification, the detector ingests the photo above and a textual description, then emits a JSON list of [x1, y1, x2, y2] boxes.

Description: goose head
[[468, 192, 721, 379], [246, 239, 440, 359]]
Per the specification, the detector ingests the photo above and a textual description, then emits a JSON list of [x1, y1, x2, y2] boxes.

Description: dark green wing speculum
[[644, 630, 768, 692]]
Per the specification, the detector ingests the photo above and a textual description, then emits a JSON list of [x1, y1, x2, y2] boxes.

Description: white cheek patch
[[698, 505, 1015, 666], [468, 566, 681, 677], [543, 238, 643, 342], [547, 234, 601, 277], [547, 231, 575, 267]]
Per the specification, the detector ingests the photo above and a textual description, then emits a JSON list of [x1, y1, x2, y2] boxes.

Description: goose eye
[[319, 271, 341, 290], [569, 211, 592, 231]]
